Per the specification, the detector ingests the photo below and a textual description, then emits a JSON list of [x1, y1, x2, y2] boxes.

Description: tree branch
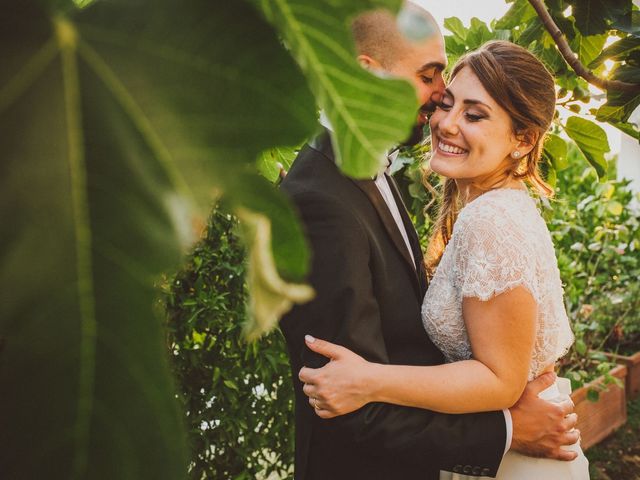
[[528, 0, 640, 93]]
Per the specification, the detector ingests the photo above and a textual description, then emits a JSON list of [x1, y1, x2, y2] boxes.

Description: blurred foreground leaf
[[0, 0, 316, 476], [255, 0, 418, 177]]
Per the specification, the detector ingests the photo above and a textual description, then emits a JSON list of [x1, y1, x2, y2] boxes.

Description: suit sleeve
[[280, 191, 507, 476]]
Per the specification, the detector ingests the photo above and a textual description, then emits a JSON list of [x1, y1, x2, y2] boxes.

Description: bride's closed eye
[[437, 101, 486, 122], [465, 112, 485, 122]]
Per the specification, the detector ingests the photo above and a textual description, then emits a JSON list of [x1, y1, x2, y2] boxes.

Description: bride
[[298, 40, 590, 479]]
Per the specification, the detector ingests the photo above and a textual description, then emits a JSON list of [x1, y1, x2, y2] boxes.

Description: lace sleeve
[[452, 203, 539, 302]]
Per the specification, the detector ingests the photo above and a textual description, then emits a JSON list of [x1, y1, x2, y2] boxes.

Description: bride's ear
[[514, 130, 538, 157]]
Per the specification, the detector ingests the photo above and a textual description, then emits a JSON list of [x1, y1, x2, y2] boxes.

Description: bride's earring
[[511, 151, 521, 159]]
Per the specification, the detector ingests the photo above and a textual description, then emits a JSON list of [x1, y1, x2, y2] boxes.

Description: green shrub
[[164, 209, 294, 479], [549, 148, 640, 387]]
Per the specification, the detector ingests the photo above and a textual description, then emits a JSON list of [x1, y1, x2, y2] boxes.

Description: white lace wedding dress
[[421, 189, 589, 479]]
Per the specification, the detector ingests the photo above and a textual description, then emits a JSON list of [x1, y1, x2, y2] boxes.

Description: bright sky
[[413, 0, 510, 28], [412, 0, 624, 155]]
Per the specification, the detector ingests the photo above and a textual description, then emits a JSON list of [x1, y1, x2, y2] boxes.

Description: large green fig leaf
[[254, 0, 419, 178], [237, 206, 314, 341], [564, 116, 610, 178], [0, 0, 316, 477], [570, 33, 607, 67], [612, 10, 640, 36], [572, 0, 632, 36], [610, 121, 640, 141], [572, 0, 609, 36], [258, 146, 299, 182], [595, 65, 640, 124], [228, 172, 314, 338], [444, 17, 468, 44], [494, 0, 536, 30], [589, 36, 640, 68], [543, 133, 569, 171]]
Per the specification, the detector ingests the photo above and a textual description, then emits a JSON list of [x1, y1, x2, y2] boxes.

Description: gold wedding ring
[[313, 397, 320, 410]]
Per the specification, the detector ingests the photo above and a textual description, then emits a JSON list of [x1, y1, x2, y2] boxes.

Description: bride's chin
[[428, 156, 448, 176]]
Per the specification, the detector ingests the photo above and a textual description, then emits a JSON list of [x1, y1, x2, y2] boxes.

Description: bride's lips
[[434, 136, 469, 156]]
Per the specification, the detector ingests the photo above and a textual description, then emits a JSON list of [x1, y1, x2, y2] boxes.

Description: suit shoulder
[[281, 151, 359, 204]]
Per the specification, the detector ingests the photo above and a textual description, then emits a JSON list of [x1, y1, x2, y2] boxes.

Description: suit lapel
[[351, 178, 422, 297], [385, 174, 422, 264], [310, 129, 424, 297], [385, 173, 429, 297]]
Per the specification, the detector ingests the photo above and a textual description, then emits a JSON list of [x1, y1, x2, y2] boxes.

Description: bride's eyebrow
[[444, 88, 493, 111]]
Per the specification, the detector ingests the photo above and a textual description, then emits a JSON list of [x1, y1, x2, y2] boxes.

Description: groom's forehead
[[401, 38, 447, 70]]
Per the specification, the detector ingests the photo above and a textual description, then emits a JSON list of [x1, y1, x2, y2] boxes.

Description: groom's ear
[[357, 54, 383, 71]]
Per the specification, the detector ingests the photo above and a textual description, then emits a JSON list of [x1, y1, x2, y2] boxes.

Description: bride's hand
[[298, 335, 375, 419]]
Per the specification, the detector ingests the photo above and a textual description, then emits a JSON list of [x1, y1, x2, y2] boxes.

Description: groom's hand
[[510, 372, 580, 461]]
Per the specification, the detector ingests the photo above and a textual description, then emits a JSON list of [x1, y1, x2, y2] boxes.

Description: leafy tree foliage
[[164, 209, 293, 480]]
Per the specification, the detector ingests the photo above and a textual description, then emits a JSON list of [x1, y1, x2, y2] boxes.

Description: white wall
[[617, 104, 640, 193]]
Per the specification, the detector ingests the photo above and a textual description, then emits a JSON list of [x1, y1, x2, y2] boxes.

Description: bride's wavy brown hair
[[424, 40, 556, 278]]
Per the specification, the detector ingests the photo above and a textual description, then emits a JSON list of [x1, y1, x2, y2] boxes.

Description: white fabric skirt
[[440, 378, 590, 480]]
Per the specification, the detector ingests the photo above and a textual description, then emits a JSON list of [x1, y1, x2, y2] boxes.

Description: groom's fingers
[[302, 382, 318, 398], [558, 428, 581, 447], [560, 413, 578, 432], [306, 396, 337, 418], [299, 366, 318, 384], [525, 371, 556, 396], [549, 447, 579, 462], [313, 405, 337, 419], [542, 429, 580, 461], [558, 398, 575, 417], [304, 335, 345, 360]]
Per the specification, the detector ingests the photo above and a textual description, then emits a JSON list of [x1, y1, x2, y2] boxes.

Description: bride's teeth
[[438, 141, 466, 154]]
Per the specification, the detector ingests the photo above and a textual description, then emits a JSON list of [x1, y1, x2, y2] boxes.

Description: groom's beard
[[400, 122, 426, 147], [399, 100, 437, 147]]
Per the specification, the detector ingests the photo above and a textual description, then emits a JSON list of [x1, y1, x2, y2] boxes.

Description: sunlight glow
[[604, 36, 619, 48], [603, 59, 616, 77]]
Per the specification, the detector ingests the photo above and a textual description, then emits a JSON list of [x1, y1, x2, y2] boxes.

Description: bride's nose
[[437, 110, 460, 137]]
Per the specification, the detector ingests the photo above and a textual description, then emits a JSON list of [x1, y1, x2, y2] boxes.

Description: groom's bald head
[[350, 2, 447, 140], [352, 10, 407, 70], [351, 3, 442, 70]]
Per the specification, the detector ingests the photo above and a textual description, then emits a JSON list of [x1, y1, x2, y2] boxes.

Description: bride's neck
[[456, 175, 526, 205]]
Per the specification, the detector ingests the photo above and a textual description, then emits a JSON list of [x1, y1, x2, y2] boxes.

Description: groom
[[279, 4, 579, 480]]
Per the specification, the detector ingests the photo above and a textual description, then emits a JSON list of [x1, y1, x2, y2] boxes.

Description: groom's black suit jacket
[[279, 131, 506, 480]]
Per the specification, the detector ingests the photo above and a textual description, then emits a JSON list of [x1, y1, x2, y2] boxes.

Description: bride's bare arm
[[299, 285, 537, 416]]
